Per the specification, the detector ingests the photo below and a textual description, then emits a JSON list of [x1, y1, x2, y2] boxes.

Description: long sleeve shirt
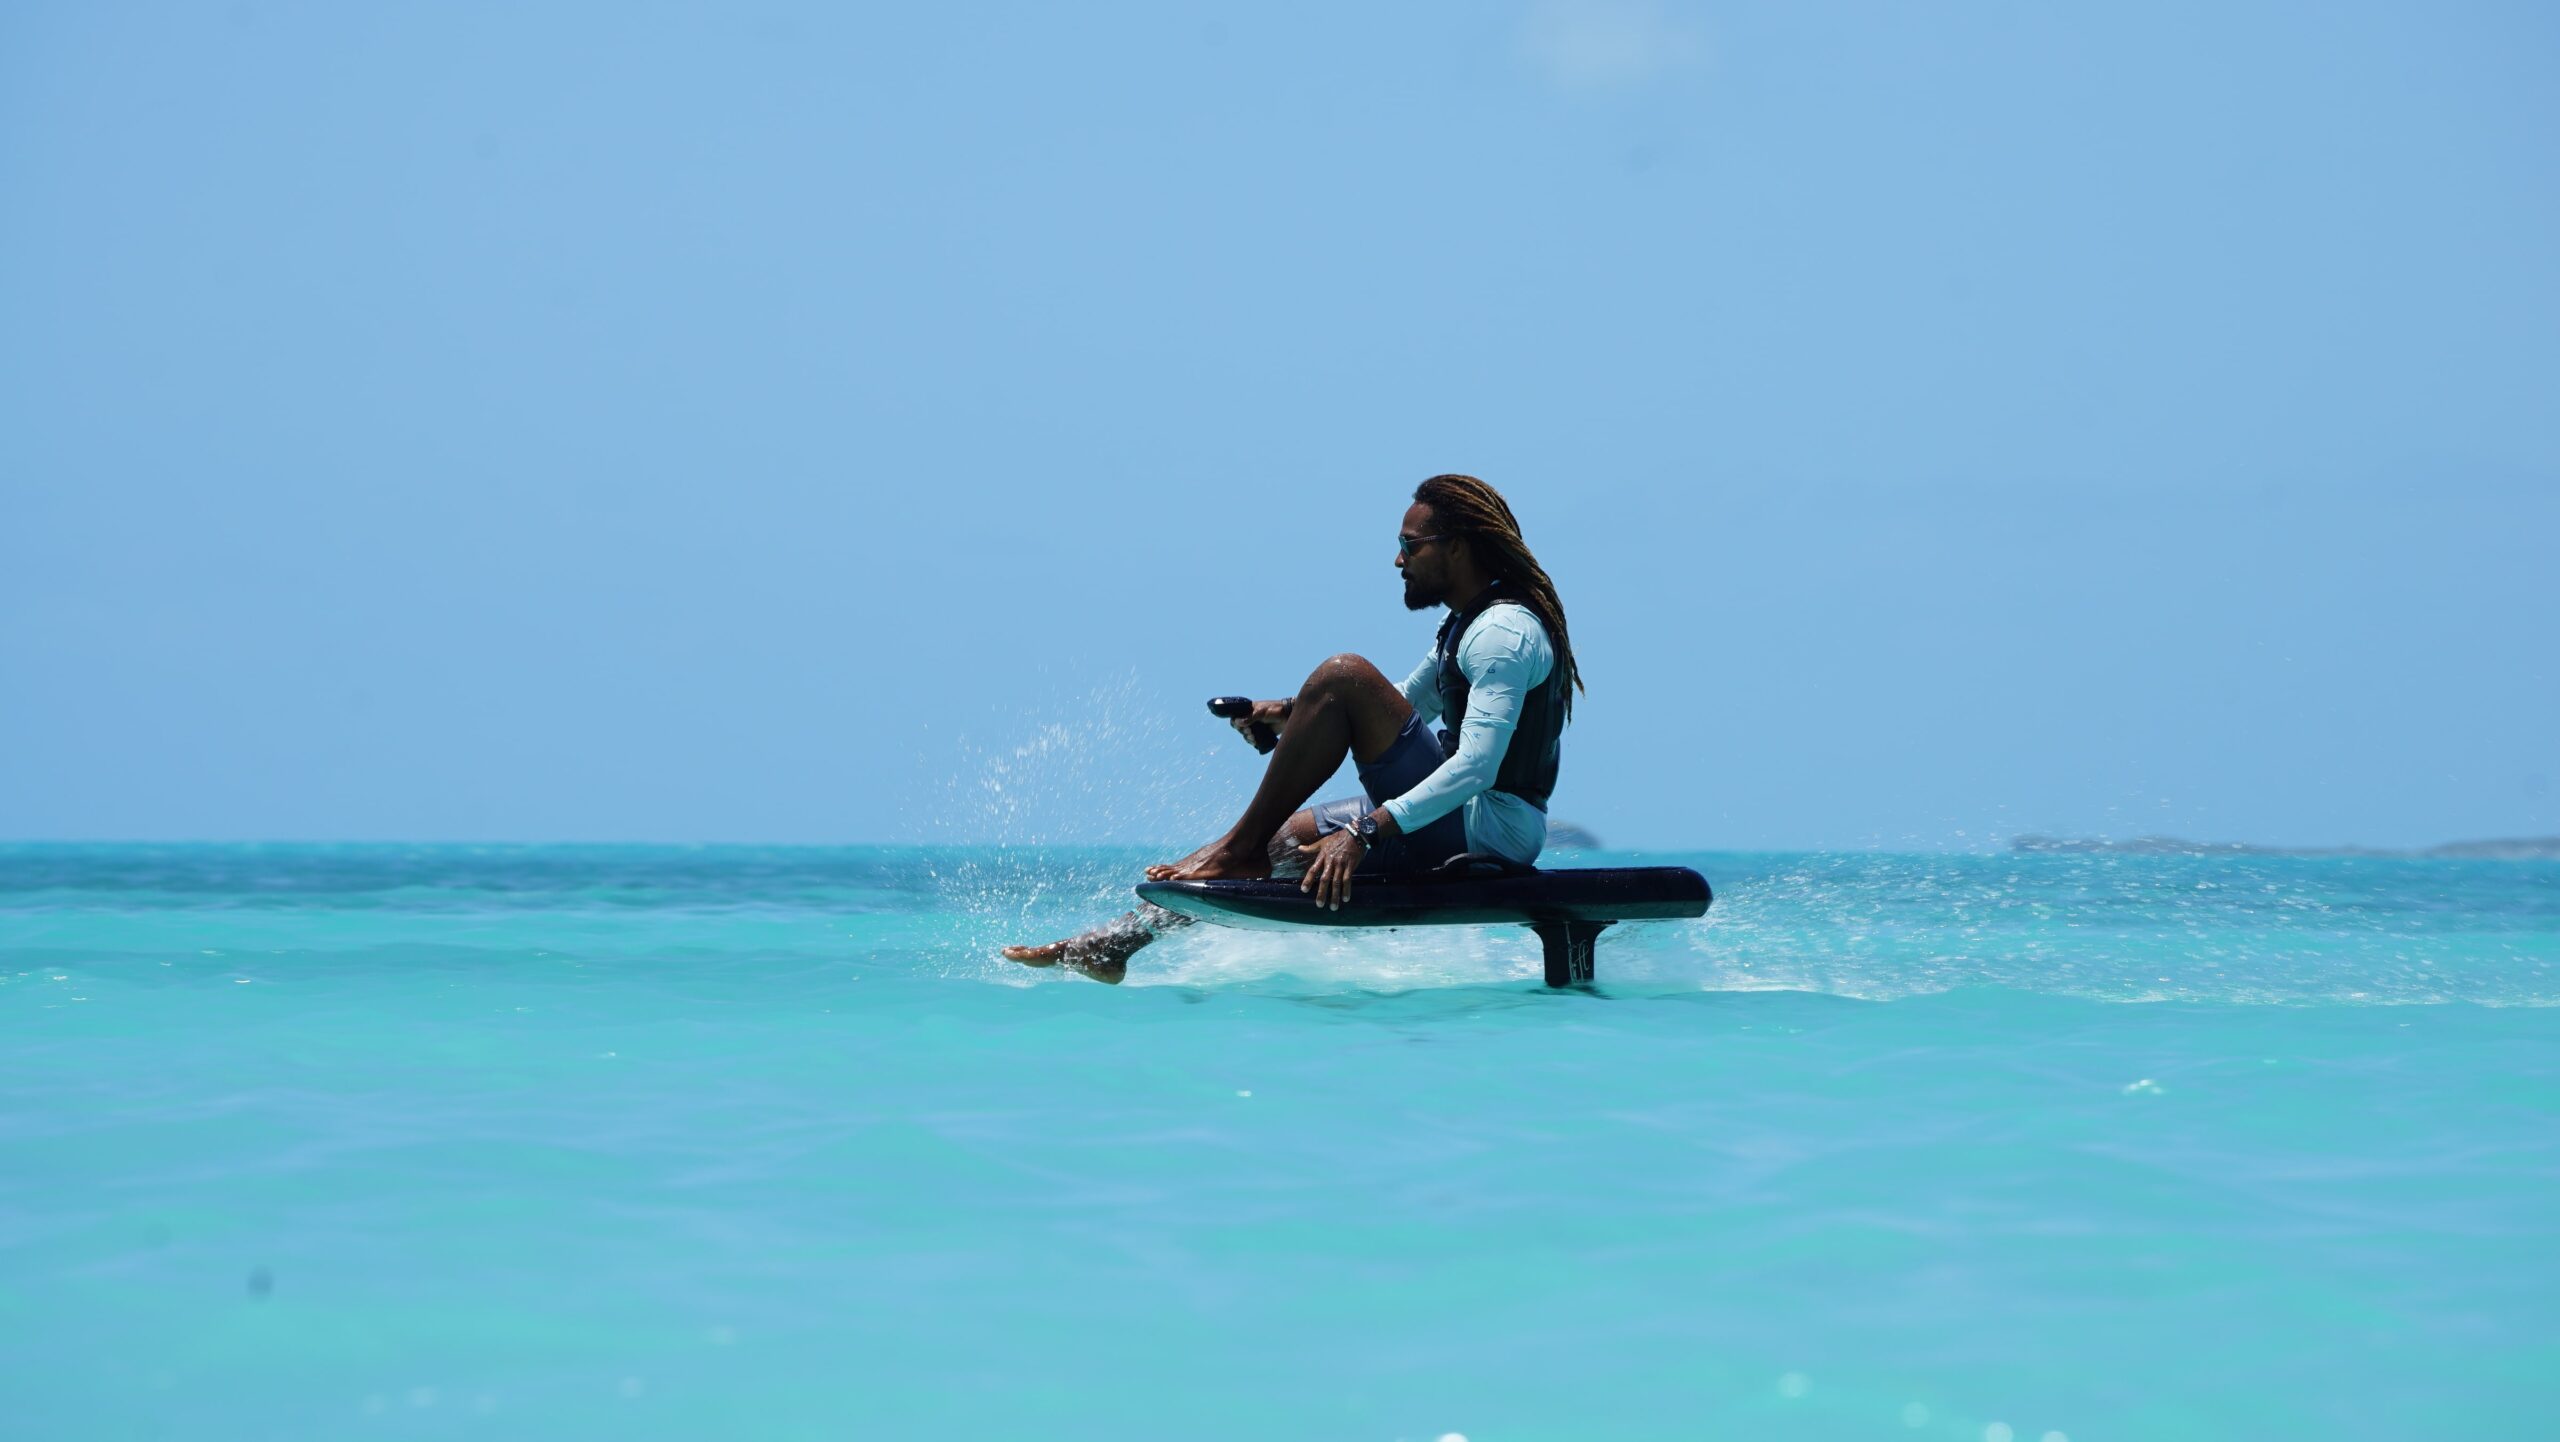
[[1379, 603, 1555, 864]]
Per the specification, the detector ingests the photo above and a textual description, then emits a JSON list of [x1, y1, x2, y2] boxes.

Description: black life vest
[[1432, 582, 1566, 812]]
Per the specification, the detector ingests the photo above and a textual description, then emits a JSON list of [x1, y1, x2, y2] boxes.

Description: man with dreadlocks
[[1004, 474, 1586, 982]]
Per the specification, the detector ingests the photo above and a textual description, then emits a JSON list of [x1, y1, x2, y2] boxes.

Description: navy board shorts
[[1306, 713, 1471, 875]]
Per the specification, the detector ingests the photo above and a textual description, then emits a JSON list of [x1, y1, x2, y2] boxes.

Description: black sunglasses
[[1396, 534, 1450, 560]]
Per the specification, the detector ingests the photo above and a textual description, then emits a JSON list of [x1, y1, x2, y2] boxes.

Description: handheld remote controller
[[1206, 696, 1277, 754]]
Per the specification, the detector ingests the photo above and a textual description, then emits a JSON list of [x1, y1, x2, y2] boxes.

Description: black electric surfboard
[[1135, 859, 1711, 987]]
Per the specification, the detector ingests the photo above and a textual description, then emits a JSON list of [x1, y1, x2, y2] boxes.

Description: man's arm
[[1398, 651, 1443, 723], [1379, 611, 1553, 837]]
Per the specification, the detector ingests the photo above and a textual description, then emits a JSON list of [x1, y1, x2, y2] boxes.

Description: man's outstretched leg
[[1147, 655, 1415, 882], [1002, 816, 1323, 981], [1001, 904, 1191, 984]]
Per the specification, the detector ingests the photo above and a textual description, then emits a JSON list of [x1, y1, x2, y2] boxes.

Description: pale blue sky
[[4, 1, 2553, 849]]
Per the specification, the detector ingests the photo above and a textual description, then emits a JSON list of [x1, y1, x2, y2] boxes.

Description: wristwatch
[[1351, 812, 1380, 847]]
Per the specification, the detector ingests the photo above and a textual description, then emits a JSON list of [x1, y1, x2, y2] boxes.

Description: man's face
[[1397, 502, 1458, 611]]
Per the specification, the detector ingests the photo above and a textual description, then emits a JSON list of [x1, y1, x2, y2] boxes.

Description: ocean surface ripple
[[4, 844, 2554, 1439]]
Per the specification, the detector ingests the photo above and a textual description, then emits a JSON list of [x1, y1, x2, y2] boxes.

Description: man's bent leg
[[1151, 657, 1414, 881]]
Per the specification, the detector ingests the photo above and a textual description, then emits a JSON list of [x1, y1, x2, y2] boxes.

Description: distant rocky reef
[[2010, 834, 2560, 860]]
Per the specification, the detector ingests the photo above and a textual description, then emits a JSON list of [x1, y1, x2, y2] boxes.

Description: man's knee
[[1305, 652, 1386, 693], [1266, 830, 1307, 879], [1266, 810, 1319, 878]]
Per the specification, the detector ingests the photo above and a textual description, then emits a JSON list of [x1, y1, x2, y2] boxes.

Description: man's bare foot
[[1000, 918, 1154, 983], [1157, 844, 1272, 882], [1145, 833, 1234, 881]]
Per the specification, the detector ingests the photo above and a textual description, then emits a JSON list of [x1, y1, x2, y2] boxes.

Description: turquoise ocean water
[[3, 843, 2554, 1440]]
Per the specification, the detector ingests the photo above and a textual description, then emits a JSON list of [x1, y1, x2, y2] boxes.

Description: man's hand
[[1297, 829, 1366, 910], [1231, 698, 1294, 748], [1297, 808, 1399, 911]]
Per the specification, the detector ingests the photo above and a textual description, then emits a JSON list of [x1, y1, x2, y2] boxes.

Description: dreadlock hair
[[1413, 473, 1585, 720]]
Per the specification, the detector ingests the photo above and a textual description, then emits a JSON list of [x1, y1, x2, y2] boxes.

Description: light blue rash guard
[[1380, 602, 1556, 865]]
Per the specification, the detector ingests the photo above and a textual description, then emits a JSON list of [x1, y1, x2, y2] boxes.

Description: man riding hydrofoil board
[[1003, 473, 1586, 982]]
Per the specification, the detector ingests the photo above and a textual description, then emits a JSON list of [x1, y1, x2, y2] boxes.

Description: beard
[[1402, 575, 1447, 611]]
